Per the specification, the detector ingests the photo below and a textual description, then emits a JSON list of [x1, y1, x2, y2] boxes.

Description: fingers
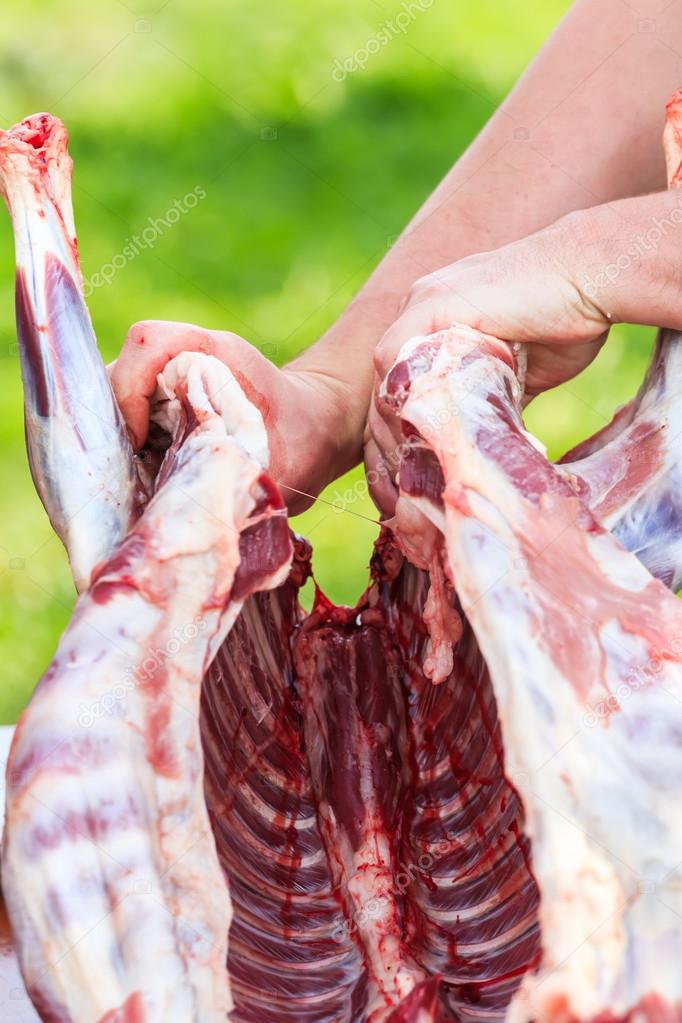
[[373, 272, 489, 382], [368, 295, 449, 519], [364, 375, 406, 517], [373, 300, 451, 382], [369, 267, 503, 518], [524, 333, 609, 397], [364, 435, 398, 519], [367, 391, 401, 467], [111, 321, 208, 448], [111, 320, 257, 449]]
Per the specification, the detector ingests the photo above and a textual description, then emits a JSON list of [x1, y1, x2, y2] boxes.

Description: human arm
[[296, 0, 682, 455], [110, 321, 355, 514], [368, 184, 682, 511], [113, 0, 682, 509]]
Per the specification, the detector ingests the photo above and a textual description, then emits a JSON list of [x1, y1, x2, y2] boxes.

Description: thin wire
[[275, 482, 381, 525]]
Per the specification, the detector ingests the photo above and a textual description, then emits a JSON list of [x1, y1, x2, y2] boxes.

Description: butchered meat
[[3, 92, 682, 1023]]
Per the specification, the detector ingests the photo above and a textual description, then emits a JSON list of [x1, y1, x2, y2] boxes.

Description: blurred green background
[[0, 0, 656, 722]]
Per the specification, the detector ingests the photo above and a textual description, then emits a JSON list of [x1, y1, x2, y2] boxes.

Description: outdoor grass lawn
[[0, 0, 655, 721]]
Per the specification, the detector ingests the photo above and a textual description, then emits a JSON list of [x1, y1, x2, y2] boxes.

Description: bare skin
[[111, 0, 682, 514], [111, 322, 361, 514], [369, 187, 682, 510]]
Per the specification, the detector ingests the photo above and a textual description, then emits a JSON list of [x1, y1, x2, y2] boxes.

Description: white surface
[[0, 724, 39, 1022], [0, 727, 14, 837]]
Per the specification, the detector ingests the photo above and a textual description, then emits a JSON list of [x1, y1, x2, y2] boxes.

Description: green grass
[[0, 0, 655, 721]]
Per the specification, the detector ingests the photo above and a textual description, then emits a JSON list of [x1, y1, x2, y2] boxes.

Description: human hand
[[110, 320, 355, 515], [366, 210, 615, 516]]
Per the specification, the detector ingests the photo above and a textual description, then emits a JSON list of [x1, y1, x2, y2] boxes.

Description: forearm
[[573, 188, 682, 328], [292, 0, 682, 468]]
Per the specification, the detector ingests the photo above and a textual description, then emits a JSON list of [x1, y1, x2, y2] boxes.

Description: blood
[[16, 269, 49, 417], [142, 674, 177, 778], [90, 579, 135, 604], [98, 992, 146, 1023]]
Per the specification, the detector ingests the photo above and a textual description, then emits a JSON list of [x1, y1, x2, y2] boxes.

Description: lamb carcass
[[2, 90, 682, 1023]]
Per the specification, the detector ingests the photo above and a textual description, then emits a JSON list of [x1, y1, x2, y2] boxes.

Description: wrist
[[285, 290, 402, 484], [563, 191, 682, 329], [545, 207, 612, 323], [282, 363, 365, 487]]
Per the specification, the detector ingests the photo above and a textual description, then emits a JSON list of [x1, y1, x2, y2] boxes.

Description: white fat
[[155, 353, 270, 469], [391, 327, 682, 1020], [3, 346, 293, 1021]]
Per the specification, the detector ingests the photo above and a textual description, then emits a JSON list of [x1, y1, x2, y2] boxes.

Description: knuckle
[[213, 329, 245, 352], [125, 319, 183, 352], [124, 320, 156, 351]]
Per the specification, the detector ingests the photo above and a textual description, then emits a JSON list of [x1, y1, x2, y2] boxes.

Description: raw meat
[[558, 89, 682, 591], [2, 88, 682, 1023], [2, 348, 292, 1020], [383, 328, 682, 1022], [0, 115, 139, 593]]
